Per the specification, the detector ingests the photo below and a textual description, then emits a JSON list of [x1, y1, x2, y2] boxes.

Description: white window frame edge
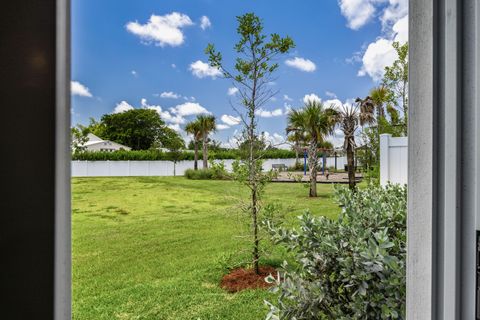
[[55, 0, 71, 319], [408, 0, 479, 318]]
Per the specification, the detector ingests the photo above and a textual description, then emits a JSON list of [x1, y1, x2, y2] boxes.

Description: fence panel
[[71, 156, 348, 177], [380, 134, 408, 185]]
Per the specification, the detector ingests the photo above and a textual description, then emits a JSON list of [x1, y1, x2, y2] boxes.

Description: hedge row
[[72, 149, 297, 161]]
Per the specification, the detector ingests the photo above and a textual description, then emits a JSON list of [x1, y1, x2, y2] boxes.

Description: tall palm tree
[[196, 115, 216, 169], [185, 120, 202, 170], [287, 101, 337, 197], [336, 101, 376, 190]]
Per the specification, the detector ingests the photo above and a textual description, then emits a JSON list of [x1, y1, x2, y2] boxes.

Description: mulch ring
[[220, 266, 277, 293]]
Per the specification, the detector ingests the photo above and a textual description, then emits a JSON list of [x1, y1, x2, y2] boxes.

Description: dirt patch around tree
[[220, 266, 277, 293]]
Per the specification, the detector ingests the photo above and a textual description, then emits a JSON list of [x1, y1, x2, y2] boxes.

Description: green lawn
[[72, 177, 340, 320]]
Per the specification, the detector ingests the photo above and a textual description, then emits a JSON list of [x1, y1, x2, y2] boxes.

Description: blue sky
[[71, 0, 408, 147]]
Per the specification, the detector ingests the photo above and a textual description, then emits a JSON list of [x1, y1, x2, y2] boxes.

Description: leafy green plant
[[265, 184, 407, 319], [184, 161, 230, 180]]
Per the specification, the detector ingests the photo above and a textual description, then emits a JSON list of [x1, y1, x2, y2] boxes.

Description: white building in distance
[[81, 133, 131, 152]]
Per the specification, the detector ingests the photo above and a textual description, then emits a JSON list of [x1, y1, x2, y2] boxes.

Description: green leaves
[[266, 184, 407, 319], [99, 109, 166, 150], [204, 13, 295, 273]]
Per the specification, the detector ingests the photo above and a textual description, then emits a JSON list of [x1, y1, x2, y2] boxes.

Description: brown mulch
[[220, 266, 277, 293]]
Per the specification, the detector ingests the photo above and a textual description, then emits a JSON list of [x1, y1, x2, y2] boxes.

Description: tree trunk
[[252, 188, 259, 274], [294, 142, 299, 167], [202, 135, 208, 169], [346, 142, 356, 190], [308, 140, 318, 197], [193, 140, 199, 170]]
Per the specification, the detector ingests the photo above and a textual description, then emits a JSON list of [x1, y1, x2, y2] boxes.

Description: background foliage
[[72, 149, 297, 161]]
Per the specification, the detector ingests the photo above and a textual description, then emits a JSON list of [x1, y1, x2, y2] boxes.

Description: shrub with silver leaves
[[265, 184, 406, 319]]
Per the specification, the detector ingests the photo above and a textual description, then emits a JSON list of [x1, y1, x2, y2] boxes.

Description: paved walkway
[[272, 171, 363, 183]]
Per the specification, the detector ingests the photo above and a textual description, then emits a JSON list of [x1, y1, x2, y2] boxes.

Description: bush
[[72, 150, 194, 161], [185, 160, 230, 180], [184, 168, 214, 180], [72, 149, 296, 161], [265, 184, 407, 319], [287, 161, 304, 171]]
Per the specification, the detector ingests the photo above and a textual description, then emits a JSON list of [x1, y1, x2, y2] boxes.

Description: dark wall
[[0, 2, 59, 319]]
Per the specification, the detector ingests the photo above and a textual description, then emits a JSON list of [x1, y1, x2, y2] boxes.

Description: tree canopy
[[97, 109, 166, 150]]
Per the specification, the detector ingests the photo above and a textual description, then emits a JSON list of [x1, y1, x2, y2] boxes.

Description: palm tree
[[196, 115, 216, 169], [185, 120, 202, 170], [369, 85, 390, 120], [336, 101, 376, 190], [286, 131, 305, 167], [287, 101, 337, 197]]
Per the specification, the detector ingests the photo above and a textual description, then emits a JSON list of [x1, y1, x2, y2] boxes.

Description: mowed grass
[[72, 177, 340, 320]]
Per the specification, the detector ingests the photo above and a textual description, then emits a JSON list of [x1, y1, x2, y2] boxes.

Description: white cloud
[[358, 38, 398, 81], [392, 14, 408, 43], [346, 51, 363, 64], [227, 87, 239, 96], [200, 16, 212, 30], [126, 12, 193, 47], [338, 0, 407, 31], [285, 57, 316, 72], [171, 63, 177, 68], [338, 0, 376, 30], [381, 0, 408, 28], [325, 91, 337, 99], [168, 124, 182, 132], [263, 132, 289, 149], [221, 114, 241, 126], [216, 124, 230, 130], [141, 99, 186, 124], [71, 81, 92, 97], [283, 95, 293, 101], [113, 101, 134, 113], [303, 93, 321, 104], [255, 108, 283, 118], [341, 0, 408, 81], [323, 98, 344, 109], [189, 60, 222, 79], [170, 102, 210, 116], [131, 70, 138, 77], [160, 91, 180, 99]]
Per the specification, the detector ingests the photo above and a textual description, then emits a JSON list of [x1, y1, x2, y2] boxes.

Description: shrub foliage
[[184, 161, 230, 180], [265, 184, 407, 319], [72, 149, 296, 161]]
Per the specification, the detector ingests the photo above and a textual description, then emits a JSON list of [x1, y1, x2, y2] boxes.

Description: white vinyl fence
[[71, 156, 348, 177], [380, 134, 408, 185]]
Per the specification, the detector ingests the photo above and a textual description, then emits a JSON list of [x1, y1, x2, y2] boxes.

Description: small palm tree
[[369, 85, 390, 120], [336, 101, 376, 190], [287, 101, 337, 197], [185, 120, 202, 170], [196, 115, 216, 169], [287, 131, 306, 167]]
